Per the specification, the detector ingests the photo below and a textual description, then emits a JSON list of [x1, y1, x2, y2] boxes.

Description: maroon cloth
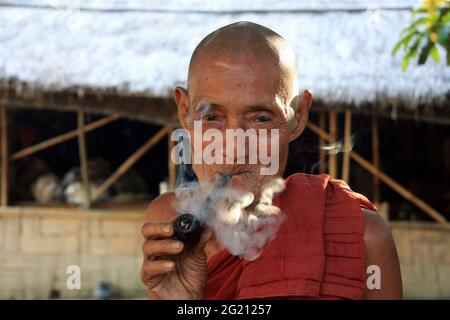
[[204, 173, 377, 300]]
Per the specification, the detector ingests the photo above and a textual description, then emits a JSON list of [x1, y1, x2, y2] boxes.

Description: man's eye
[[203, 114, 217, 121], [255, 115, 271, 122]]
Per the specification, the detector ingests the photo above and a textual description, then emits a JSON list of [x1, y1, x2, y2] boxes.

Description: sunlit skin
[[140, 22, 402, 300], [177, 71, 303, 199], [176, 25, 305, 200]]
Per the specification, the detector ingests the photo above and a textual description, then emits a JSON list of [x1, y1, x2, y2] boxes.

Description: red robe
[[204, 173, 377, 300]]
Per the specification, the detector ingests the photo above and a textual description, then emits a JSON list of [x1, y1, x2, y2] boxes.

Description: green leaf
[[402, 56, 410, 71], [418, 41, 433, 64], [409, 37, 422, 57], [392, 40, 403, 55], [429, 12, 440, 24], [415, 8, 427, 14], [438, 24, 450, 45], [430, 45, 440, 63], [407, 17, 431, 32], [442, 11, 450, 24], [392, 31, 417, 55], [439, 7, 450, 20]]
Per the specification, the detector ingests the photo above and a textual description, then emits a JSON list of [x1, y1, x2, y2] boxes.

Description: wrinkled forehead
[[189, 59, 285, 104], [189, 54, 287, 109], [187, 24, 298, 111]]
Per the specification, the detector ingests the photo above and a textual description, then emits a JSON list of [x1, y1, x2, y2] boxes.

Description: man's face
[[175, 51, 311, 199]]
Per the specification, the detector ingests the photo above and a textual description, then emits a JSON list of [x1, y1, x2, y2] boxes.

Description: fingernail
[[164, 225, 172, 234], [164, 261, 174, 269], [171, 241, 182, 249]]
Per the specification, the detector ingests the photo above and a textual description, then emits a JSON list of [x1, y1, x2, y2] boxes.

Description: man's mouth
[[219, 169, 252, 177]]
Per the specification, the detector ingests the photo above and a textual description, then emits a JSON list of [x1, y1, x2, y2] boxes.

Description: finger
[[141, 222, 173, 239], [142, 239, 184, 258], [141, 260, 175, 283]]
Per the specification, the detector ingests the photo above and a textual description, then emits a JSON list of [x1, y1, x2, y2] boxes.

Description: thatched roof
[[0, 0, 449, 123]]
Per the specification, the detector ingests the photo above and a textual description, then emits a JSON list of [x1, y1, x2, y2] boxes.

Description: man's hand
[[140, 193, 213, 300]]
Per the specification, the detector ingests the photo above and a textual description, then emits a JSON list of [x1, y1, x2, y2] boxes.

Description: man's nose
[[225, 116, 246, 131], [223, 117, 252, 164]]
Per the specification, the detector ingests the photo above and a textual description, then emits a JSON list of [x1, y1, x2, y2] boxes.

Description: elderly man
[[140, 22, 402, 300]]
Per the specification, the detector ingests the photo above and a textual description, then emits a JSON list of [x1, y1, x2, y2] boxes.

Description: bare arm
[[142, 192, 176, 300], [362, 209, 403, 299]]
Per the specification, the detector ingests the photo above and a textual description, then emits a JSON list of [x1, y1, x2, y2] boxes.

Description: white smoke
[[174, 175, 286, 261], [320, 134, 356, 155]]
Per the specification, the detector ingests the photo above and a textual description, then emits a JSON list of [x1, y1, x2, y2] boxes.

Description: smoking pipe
[[172, 173, 231, 246]]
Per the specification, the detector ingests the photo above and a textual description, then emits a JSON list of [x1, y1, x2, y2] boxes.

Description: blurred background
[[0, 0, 449, 299]]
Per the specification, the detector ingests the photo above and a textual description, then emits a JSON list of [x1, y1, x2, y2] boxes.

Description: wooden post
[[77, 111, 91, 208], [10, 114, 119, 161], [91, 127, 170, 202], [0, 106, 8, 206], [372, 116, 380, 205], [167, 128, 176, 191], [306, 119, 447, 224], [342, 111, 352, 183], [329, 111, 337, 179], [307, 122, 332, 141], [350, 152, 446, 224], [319, 112, 326, 174]]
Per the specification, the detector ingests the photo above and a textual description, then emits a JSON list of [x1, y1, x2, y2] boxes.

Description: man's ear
[[289, 89, 313, 142], [174, 86, 190, 128]]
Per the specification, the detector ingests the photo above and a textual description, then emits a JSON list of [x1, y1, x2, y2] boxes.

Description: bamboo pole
[[318, 112, 326, 174], [329, 111, 337, 178], [77, 111, 91, 209], [91, 127, 170, 202], [372, 116, 380, 205], [307, 119, 446, 224], [342, 111, 352, 183], [10, 114, 120, 161], [167, 128, 176, 191], [350, 152, 446, 224], [1, 106, 8, 206], [306, 122, 332, 142]]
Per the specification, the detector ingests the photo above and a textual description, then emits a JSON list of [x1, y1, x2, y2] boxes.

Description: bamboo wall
[[391, 222, 450, 299], [0, 208, 449, 299], [0, 207, 146, 299]]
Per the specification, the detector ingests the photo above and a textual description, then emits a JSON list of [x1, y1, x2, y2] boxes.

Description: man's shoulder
[[145, 192, 177, 223], [362, 208, 391, 246], [284, 173, 331, 196], [287, 173, 354, 193], [286, 172, 329, 184], [361, 209, 403, 299]]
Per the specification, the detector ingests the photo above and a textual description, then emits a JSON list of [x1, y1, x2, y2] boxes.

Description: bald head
[[188, 21, 298, 102], [174, 21, 312, 192]]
